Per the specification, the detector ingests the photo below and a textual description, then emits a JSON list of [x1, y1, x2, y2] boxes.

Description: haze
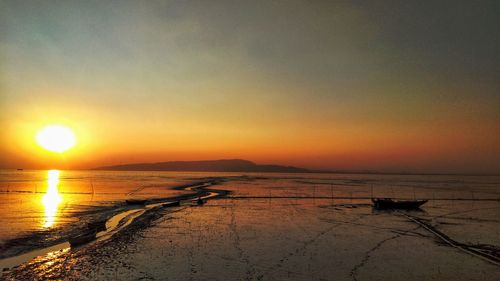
[[1, 1, 499, 174]]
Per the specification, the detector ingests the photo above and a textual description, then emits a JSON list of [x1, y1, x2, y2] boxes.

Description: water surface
[[1, 170, 499, 256]]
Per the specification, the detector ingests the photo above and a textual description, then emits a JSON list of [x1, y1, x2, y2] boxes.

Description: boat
[[372, 198, 427, 210], [69, 230, 97, 247], [126, 199, 147, 205], [87, 219, 107, 232], [192, 198, 205, 206]]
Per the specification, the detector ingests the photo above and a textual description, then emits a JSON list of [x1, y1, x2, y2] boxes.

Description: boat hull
[[372, 198, 427, 210]]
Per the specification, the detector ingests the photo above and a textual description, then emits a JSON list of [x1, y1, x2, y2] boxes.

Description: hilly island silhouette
[[94, 159, 318, 173]]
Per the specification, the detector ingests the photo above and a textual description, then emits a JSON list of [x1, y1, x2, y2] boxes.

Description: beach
[[1, 171, 499, 280], [2, 1, 500, 279]]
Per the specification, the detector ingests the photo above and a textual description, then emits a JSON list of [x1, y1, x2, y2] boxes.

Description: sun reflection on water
[[42, 170, 62, 228]]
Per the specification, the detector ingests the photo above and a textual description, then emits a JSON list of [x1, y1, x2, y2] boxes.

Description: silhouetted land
[[94, 159, 317, 173], [92, 159, 499, 176]]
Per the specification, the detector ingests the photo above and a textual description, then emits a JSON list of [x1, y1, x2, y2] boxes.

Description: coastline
[[0, 178, 228, 269], [3, 184, 499, 280], [1, 173, 499, 280]]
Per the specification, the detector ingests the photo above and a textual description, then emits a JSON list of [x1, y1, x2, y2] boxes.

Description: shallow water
[[0, 170, 202, 244], [1, 172, 499, 280], [0, 170, 499, 259]]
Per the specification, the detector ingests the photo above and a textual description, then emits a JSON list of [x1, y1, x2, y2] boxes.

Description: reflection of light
[[42, 170, 61, 228]]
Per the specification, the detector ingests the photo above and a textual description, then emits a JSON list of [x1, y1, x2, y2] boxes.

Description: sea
[[1, 169, 499, 259]]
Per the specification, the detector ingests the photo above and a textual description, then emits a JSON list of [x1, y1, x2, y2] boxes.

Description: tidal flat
[[1, 172, 499, 280]]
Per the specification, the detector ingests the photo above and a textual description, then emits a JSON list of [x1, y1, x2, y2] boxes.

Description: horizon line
[[3, 158, 499, 178]]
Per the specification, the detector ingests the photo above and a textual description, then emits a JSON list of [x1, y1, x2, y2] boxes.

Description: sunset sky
[[1, 1, 499, 174]]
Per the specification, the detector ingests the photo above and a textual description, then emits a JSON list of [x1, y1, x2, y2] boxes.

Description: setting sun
[[36, 125, 76, 153]]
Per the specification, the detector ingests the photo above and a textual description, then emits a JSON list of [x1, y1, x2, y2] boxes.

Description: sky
[[0, 0, 499, 174]]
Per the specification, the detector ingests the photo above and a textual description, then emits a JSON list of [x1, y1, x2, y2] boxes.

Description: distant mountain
[[94, 159, 317, 173]]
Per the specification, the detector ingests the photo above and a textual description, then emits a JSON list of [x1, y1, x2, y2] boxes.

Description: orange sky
[[1, 1, 499, 174]]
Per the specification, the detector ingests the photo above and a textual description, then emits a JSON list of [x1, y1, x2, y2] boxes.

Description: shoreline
[[0, 173, 498, 280], [4, 190, 499, 280], [0, 178, 228, 270]]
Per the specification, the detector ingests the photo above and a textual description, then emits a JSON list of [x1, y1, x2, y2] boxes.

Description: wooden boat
[[126, 199, 147, 205], [69, 230, 97, 247], [192, 198, 205, 206], [372, 198, 427, 210], [87, 219, 107, 232]]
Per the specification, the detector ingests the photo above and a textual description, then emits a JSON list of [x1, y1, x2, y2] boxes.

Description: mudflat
[[3, 175, 499, 280]]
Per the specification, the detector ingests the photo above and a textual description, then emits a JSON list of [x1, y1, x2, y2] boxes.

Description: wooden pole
[[331, 184, 334, 205]]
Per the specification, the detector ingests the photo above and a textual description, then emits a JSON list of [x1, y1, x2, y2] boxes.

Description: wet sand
[[0, 179, 223, 269], [1, 176, 500, 280], [0, 176, 227, 261]]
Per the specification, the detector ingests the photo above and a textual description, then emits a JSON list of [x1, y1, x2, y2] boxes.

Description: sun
[[36, 125, 77, 153]]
